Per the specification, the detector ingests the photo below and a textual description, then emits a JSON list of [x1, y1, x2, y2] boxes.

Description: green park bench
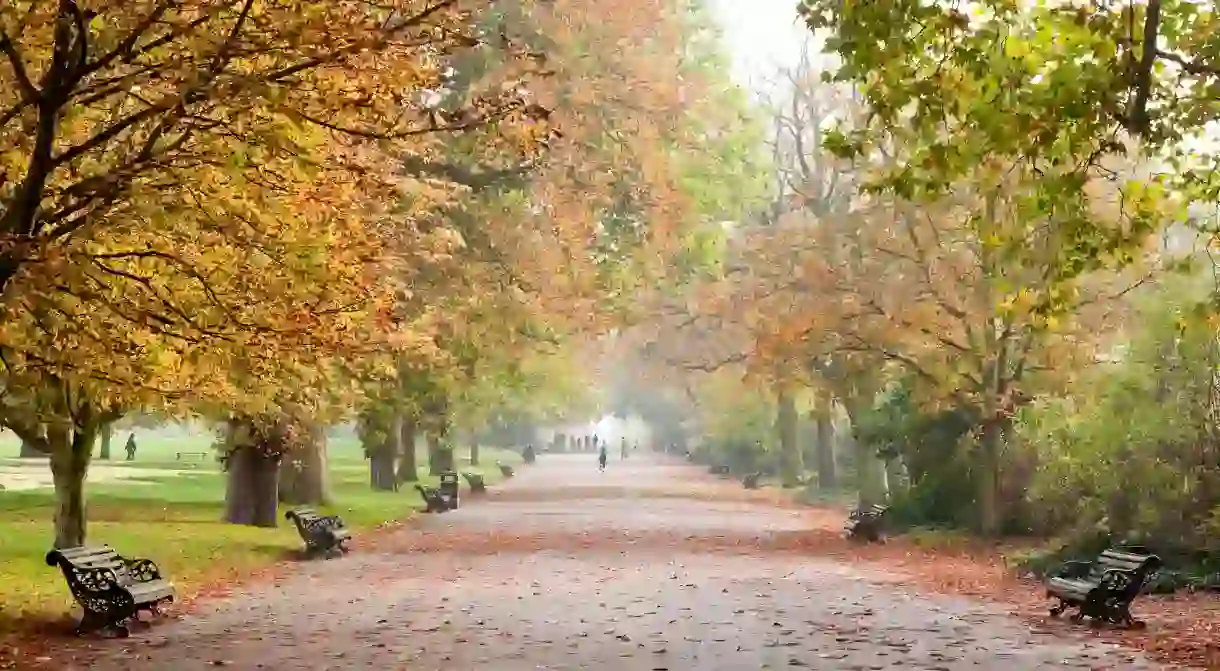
[[742, 472, 762, 490], [462, 471, 487, 494], [46, 545, 175, 637], [175, 451, 210, 462], [498, 462, 515, 478], [1046, 548, 1161, 628], [284, 507, 352, 558], [416, 483, 458, 513], [844, 504, 889, 543]]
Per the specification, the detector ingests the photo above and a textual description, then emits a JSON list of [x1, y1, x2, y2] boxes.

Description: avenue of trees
[[0, 0, 762, 547], [629, 2, 1220, 563]]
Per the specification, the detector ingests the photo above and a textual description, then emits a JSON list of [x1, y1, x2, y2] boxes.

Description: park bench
[[462, 471, 487, 494], [175, 451, 210, 462], [46, 545, 175, 637], [498, 462, 515, 478], [708, 464, 730, 476], [742, 472, 762, 490], [416, 483, 456, 513], [844, 504, 889, 543], [1045, 548, 1162, 628], [284, 507, 351, 558], [439, 471, 460, 509]]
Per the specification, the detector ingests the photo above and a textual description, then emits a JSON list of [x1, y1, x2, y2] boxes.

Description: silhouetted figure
[[124, 433, 137, 461], [620, 438, 628, 461], [598, 444, 607, 472], [523, 444, 536, 464]]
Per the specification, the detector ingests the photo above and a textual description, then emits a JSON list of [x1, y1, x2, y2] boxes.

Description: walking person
[[620, 437, 628, 461], [598, 443, 608, 472]]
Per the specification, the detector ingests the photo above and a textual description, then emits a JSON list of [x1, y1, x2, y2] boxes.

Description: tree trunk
[[19, 438, 42, 458], [98, 422, 113, 460], [224, 444, 281, 527], [428, 431, 455, 475], [469, 441, 480, 467], [368, 412, 398, 491], [370, 444, 397, 491], [48, 424, 96, 548], [977, 420, 1002, 536], [776, 382, 803, 487], [279, 428, 329, 505], [397, 414, 418, 483], [884, 456, 907, 495], [843, 401, 887, 507], [813, 406, 837, 489]]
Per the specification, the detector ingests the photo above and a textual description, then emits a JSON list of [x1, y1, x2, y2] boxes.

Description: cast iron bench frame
[[742, 472, 762, 490], [844, 504, 889, 543], [284, 507, 352, 558], [1046, 548, 1161, 628], [462, 471, 487, 494], [417, 483, 457, 513], [498, 462, 515, 478], [46, 545, 175, 637]]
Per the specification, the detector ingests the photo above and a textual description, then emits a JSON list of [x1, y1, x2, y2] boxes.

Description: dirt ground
[[49, 455, 1172, 670]]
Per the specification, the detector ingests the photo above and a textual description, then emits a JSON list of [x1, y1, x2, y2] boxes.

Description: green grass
[[0, 428, 522, 625]]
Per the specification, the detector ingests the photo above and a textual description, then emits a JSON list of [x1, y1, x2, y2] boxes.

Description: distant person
[[620, 438, 628, 461], [124, 433, 137, 461], [598, 443, 608, 472]]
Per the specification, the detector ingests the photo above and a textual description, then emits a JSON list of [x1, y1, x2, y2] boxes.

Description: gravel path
[[77, 455, 1167, 670]]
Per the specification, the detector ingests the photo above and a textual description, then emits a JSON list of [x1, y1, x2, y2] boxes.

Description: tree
[[0, 0, 561, 546], [798, 0, 1181, 307], [0, 0, 548, 299]]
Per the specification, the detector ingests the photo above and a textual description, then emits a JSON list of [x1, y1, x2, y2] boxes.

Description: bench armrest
[[1049, 560, 1093, 579], [1098, 567, 1144, 592], [121, 557, 164, 582], [72, 566, 124, 593]]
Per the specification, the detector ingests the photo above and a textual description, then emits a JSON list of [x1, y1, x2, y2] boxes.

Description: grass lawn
[[0, 427, 522, 626]]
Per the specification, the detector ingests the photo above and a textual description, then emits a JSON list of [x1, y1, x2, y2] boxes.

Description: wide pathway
[[80, 454, 1166, 669]]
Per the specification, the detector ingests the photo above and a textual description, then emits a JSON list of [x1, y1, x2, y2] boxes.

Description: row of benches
[[47, 466, 520, 637]]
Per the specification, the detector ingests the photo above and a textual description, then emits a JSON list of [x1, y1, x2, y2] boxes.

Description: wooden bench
[[46, 545, 175, 637], [175, 451, 210, 462], [708, 464, 730, 476], [284, 508, 351, 558], [1046, 548, 1161, 628], [742, 472, 762, 490], [416, 484, 452, 513], [844, 504, 889, 543], [439, 471, 460, 509], [498, 462, 515, 478], [462, 471, 487, 494]]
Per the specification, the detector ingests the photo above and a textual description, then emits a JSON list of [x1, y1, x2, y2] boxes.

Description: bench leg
[[1107, 602, 1144, 629], [78, 608, 132, 638], [1048, 599, 1069, 617]]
